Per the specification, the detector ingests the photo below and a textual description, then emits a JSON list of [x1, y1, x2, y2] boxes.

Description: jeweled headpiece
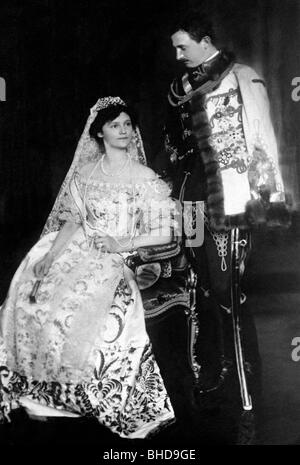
[[93, 96, 126, 112]]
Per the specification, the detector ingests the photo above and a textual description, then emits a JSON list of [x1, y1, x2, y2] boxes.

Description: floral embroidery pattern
[[248, 147, 277, 195], [206, 88, 249, 174]]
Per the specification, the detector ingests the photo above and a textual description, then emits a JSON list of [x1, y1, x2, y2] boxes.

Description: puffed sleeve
[[138, 176, 179, 236]]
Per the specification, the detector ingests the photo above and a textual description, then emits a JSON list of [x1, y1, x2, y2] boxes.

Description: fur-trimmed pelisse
[[190, 91, 291, 231], [168, 49, 291, 231]]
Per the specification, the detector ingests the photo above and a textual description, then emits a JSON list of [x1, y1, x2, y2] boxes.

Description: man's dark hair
[[170, 10, 215, 43]]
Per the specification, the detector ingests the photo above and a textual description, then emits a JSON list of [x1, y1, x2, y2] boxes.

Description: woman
[[0, 97, 176, 439]]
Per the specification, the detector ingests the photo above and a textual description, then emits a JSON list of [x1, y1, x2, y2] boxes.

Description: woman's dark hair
[[170, 10, 215, 44], [89, 103, 137, 144]]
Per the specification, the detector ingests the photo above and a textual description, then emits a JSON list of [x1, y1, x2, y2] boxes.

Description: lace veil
[[42, 97, 147, 236]]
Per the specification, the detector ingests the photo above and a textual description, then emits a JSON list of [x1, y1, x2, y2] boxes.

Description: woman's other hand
[[94, 235, 120, 253], [33, 253, 54, 278]]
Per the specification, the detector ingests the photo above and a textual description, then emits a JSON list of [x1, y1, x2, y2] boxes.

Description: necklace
[[100, 152, 130, 177], [83, 155, 138, 254]]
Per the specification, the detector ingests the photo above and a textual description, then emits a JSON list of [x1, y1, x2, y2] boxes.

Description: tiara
[[94, 96, 126, 112]]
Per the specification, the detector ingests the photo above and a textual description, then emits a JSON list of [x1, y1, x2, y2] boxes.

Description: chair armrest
[[137, 241, 181, 262], [124, 241, 181, 272]]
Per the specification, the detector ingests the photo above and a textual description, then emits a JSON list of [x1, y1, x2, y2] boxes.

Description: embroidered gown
[[0, 170, 175, 439]]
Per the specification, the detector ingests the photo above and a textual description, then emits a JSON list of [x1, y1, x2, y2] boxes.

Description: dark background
[[0, 0, 300, 446]]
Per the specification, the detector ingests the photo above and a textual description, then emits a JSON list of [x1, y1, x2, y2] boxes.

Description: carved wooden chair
[[125, 239, 199, 379]]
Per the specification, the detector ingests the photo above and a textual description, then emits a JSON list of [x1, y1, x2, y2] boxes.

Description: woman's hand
[[33, 252, 55, 278], [94, 235, 121, 253]]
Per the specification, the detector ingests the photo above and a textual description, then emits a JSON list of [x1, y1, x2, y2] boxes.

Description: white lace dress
[[0, 172, 176, 438]]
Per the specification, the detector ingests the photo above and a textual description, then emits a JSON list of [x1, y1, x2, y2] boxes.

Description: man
[[158, 11, 289, 411]]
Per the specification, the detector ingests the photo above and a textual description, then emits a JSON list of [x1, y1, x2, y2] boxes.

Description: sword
[[231, 227, 252, 411]]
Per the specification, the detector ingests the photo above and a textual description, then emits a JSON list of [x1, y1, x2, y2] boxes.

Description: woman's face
[[99, 112, 133, 150]]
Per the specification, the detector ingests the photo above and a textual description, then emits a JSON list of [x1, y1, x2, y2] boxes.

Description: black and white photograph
[[0, 0, 299, 459]]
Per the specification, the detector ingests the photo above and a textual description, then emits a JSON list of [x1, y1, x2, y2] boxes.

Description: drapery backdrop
[[0, 0, 299, 238]]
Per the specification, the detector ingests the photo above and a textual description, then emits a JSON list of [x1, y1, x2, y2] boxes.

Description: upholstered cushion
[[125, 241, 191, 319]]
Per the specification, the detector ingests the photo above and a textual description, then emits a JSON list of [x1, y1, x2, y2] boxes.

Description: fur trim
[[266, 202, 291, 229], [185, 51, 236, 231], [191, 91, 226, 231], [232, 200, 292, 230]]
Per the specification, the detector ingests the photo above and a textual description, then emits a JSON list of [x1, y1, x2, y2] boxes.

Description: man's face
[[171, 30, 208, 68]]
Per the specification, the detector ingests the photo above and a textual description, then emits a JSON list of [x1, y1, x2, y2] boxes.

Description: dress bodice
[[62, 172, 177, 239], [78, 176, 145, 237]]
